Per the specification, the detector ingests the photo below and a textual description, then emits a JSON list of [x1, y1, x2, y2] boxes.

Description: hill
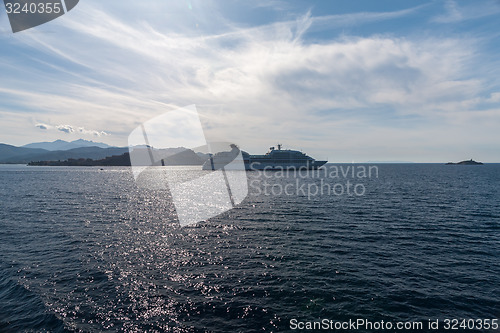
[[0, 145, 128, 164], [1, 142, 210, 165], [22, 139, 113, 151], [446, 159, 483, 165], [0, 144, 49, 162], [28, 149, 204, 166]]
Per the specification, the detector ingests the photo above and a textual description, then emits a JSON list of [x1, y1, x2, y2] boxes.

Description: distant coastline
[[1, 139, 208, 166], [27, 150, 206, 167], [28, 153, 132, 166]]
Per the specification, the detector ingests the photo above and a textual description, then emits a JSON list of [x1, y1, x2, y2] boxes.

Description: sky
[[0, 0, 499, 162]]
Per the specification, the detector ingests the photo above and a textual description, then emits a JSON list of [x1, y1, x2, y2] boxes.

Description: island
[[445, 159, 483, 165]]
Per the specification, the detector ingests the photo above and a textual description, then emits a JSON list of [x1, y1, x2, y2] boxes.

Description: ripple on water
[[0, 165, 499, 331]]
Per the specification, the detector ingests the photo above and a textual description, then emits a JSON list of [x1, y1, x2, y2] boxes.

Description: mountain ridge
[[0, 142, 208, 165], [0, 145, 129, 164], [23, 139, 113, 151]]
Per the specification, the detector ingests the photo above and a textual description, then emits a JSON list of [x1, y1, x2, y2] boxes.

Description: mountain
[[1, 143, 205, 165], [0, 144, 49, 161], [28, 149, 205, 167], [128, 147, 205, 165], [23, 139, 113, 151], [161, 149, 204, 165], [196, 152, 212, 162], [22, 139, 71, 151], [0, 145, 128, 164]]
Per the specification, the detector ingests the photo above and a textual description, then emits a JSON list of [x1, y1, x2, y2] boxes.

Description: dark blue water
[[0, 164, 499, 332]]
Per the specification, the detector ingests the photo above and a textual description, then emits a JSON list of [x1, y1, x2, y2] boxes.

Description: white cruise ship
[[203, 144, 327, 170]]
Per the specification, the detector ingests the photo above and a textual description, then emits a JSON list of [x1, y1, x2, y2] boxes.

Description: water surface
[[0, 164, 499, 332]]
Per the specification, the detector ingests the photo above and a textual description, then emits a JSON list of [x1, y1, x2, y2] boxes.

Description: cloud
[[35, 123, 50, 130], [0, 1, 499, 160], [433, 0, 462, 23], [56, 125, 74, 134], [486, 92, 500, 103], [40, 5, 474, 119], [35, 123, 109, 136], [311, 4, 428, 31], [432, 0, 500, 23]]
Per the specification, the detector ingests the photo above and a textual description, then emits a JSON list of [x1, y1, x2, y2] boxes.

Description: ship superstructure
[[202, 144, 327, 170]]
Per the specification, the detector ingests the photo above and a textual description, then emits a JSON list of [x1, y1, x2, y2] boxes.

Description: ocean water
[[0, 164, 499, 332]]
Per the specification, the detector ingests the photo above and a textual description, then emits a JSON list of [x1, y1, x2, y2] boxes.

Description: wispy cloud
[[311, 5, 428, 31], [432, 0, 500, 23], [0, 0, 499, 161]]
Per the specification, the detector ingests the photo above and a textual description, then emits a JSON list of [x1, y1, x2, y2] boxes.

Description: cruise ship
[[202, 144, 327, 170]]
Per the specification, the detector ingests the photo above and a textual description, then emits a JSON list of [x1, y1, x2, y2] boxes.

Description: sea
[[0, 164, 498, 332]]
